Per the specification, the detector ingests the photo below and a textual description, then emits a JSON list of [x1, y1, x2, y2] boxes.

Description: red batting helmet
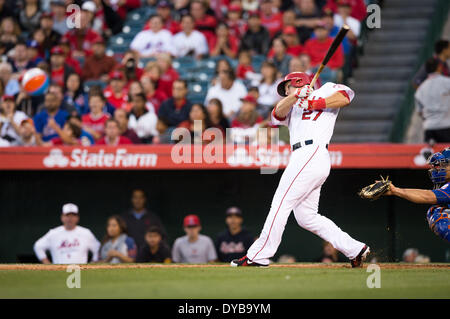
[[276, 72, 311, 97]]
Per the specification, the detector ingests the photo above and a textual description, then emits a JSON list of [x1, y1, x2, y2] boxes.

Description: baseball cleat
[[350, 245, 370, 268], [230, 256, 268, 267]]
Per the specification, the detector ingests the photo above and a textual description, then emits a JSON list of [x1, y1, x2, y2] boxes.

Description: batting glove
[[294, 85, 313, 99]]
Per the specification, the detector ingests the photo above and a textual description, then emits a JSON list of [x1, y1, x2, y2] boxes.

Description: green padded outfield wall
[[0, 169, 448, 263]]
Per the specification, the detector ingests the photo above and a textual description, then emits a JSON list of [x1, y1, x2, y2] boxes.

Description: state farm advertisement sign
[[0, 144, 447, 170]]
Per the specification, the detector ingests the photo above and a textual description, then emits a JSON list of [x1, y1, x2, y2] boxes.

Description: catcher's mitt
[[358, 176, 391, 201]]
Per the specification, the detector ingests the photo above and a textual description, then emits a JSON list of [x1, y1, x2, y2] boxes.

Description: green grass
[[0, 264, 449, 299]]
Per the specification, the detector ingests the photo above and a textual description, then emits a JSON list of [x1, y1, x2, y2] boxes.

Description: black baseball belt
[[292, 140, 329, 151]]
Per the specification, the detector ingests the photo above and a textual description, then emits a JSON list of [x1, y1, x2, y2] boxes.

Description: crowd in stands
[[413, 39, 450, 143], [0, 0, 366, 147], [33, 189, 256, 264]]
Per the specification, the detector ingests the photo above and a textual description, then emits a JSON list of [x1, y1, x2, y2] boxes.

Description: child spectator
[[99, 215, 137, 263], [33, 91, 69, 142], [103, 70, 129, 110], [96, 118, 132, 145], [136, 226, 172, 263], [66, 114, 95, 146], [48, 120, 82, 146], [209, 23, 239, 59], [128, 93, 158, 144], [215, 207, 254, 263], [114, 108, 141, 144], [82, 93, 110, 140], [153, 116, 172, 144], [172, 214, 217, 263], [236, 51, 254, 80]]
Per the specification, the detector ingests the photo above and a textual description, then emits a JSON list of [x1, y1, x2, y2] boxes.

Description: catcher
[[359, 147, 450, 243]]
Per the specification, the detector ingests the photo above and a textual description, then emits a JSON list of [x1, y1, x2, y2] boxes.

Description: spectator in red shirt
[[260, 0, 283, 39], [113, 108, 141, 144], [209, 23, 239, 59], [323, 0, 367, 22], [103, 70, 129, 109], [177, 103, 212, 144], [226, 3, 246, 39], [120, 50, 144, 83], [58, 38, 82, 76], [48, 120, 82, 146], [96, 118, 132, 145], [105, 0, 140, 20], [143, 1, 181, 34], [236, 50, 254, 80], [82, 92, 110, 140], [191, 0, 218, 46], [61, 8, 103, 58], [140, 75, 167, 114], [49, 46, 75, 88], [156, 53, 179, 98], [82, 39, 116, 81], [268, 26, 303, 58], [304, 22, 344, 71]]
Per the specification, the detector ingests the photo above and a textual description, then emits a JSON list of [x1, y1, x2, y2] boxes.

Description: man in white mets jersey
[[34, 203, 100, 264], [231, 72, 370, 268]]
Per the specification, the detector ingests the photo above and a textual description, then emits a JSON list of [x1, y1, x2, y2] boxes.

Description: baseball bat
[[309, 25, 349, 88]]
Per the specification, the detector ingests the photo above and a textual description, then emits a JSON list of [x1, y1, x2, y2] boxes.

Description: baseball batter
[[231, 72, 369, 267]]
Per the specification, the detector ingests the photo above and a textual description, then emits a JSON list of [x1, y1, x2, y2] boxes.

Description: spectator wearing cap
[[215, 207, 254, 263], [57, 39, 83, 76], [136, 226, 171, 263], [205, 69, 247, 119], [414, 58, 450, 143], [96, 118, 132, 145], [256, 61, 281, 115], [40, 11, 62, 50], [334, 0, 360, 43], [259, 0, 283, 39], [16, 118, 38, 146], [172, 14, 209, 59], [103, 70, 129, 110], [149, 1, 181, 34], [49, 46, 75, 88], [226, 4, 246, 39], [0, 62, 20, 97], [172, 214, 217, 263], [291, 0, 322, 44], [413, 40, 450, 89], [19, 0, 42, 34], [121, 189, 168, 250], [0, 95, 29, 145], [323, 0, 367, 22], [8, 41, 36, 74], [50, 0, 69, 35], [82, 92, 110, 140], [61, 7, 103, 58], [268, 37, 292, 77], [99, 215, 137, 264], [82, 39, 117, 82], [47, 119, 82, 146], [33, 203, 101, 264], [209, 22, 239, 59], [130, 15, 175, 58], [128, 93, 158, 144], [114, 108, 141, 144], [33, 91, 69, 142], [230, 94, 264, 144], [190, 0, 218, 46], [158, 79, 192, 128], [26, 40, 44, 66], [239, 11, 271, 56], [304, 22, 344, 81], [267, 27, 303, 58]]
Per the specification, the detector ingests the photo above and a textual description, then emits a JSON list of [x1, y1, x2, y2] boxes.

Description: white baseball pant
[[247, 144, 365, 265]]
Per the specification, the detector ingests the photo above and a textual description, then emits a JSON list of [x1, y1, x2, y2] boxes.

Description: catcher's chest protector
[[426, 205, 450, 243]]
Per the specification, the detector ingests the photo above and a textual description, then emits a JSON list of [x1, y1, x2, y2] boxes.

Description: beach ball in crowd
[[21, 68, 50, 96]]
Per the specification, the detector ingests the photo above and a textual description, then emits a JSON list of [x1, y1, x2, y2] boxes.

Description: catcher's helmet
[[276, 72, 311, 97], [427, 147, 450, 186]]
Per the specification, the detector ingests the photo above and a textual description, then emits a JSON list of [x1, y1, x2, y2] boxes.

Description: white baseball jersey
[[130, 29, 175, 56], [172, 30, 209, 58], [34, 225, 101, 264], [271, 82, 355, 146]]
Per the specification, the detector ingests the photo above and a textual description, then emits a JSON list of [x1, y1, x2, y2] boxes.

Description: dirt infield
[[0, 263, 448, 271]]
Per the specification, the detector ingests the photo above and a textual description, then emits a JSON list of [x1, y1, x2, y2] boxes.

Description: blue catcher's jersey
[[427, 182, 450, 243]]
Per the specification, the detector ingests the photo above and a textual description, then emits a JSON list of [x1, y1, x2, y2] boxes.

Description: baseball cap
[[50, 46, 64, 55], [2, 95, 15, 102], [183, 214, 201, 227], [157, 0, 171, 8], [27, 40, 39, 49], [20, 118, 34, 126], [228, 4, 242, 12], [81, 1, 96, 13], [226, 207, 242, 217], [51, 0, 65, 6], [240, 94, 257, 104], [62, 203, 79, 215], [109, 70, 124, 80], [247, 10, 260, 18], [337, 0, 352, 7], [283, 26, 297, 35]]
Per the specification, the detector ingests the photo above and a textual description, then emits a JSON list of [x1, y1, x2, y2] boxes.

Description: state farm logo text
[[43, 148, 158, 168]]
